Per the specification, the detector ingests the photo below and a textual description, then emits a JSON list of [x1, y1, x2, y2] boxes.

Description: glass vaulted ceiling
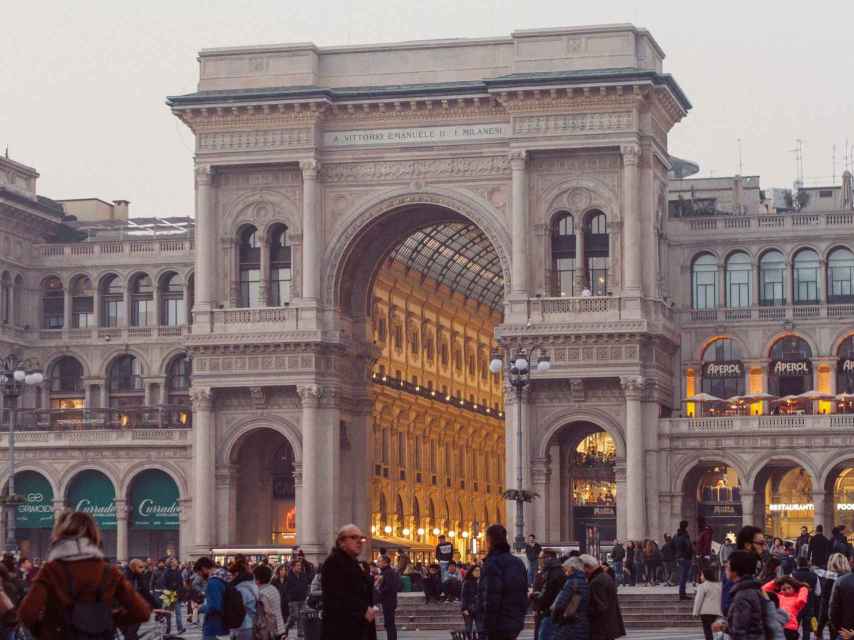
[[388, 222, 503, 311]]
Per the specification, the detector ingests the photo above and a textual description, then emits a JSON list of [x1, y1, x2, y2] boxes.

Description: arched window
[[238, 225, 261, 308], [129, 273, 153, 327], [159, 273, 185, 326], [701, 338, 745, 398], [166, 354, 191, 403], [793, 248, 820, 304], [725, 252, 752, 308], [585, 211, 609, 296], [551, 212, 576, 296], [759, 250, 786, 306], [12, 275, 22, 326], [41, 276, 64, 329], [108, 354, 143, 407], [828, 247, 854, 304], [269, 224, 292, 306], [769, 336, 813, 397], [100, 274, 123, 327], [70, 276, 94, 328], [378, 493, 388, 527], [691, 254, 718, 310], [396, 495, 405, 527], [49, 356, 84, 409], [837, 336, 854, 394], [0, 272, 10, 324]]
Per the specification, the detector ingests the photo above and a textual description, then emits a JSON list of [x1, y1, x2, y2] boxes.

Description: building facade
[[2, 23, 853, 562]]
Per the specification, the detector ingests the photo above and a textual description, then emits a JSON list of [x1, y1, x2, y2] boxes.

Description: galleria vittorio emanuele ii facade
[[1, 23, 853, 564]]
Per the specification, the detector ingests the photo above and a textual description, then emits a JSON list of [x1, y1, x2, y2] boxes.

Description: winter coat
[[201, 573, 228, 637], [763, 601, 788, 640], [611, 543, 625, 562], [285, 568, 311, 603], [18, 538, 151, 640], [697, 526, 714, 557], [258, 583, 287, 636], [552, 569, 590, 640], [161, 567, 184, 596], [762, 580, 806, 632], [661, 541, 676, 563], [587, 567, 625, 640], [674, 530, 693, 560], [460, 574, 479, 614], [233, 572, 259, 631], [692, 580, 722, 617], [534, 557, 567, 615], [808, 533, 831, 568], [525, 542, 543, 563], [726, 578, 765, 640], [377, 565, 401, 609], [477, 543, 528, 638], [830, 571, 854, 632], [320, 547, 377, 640], [271, 575, 289, 620]]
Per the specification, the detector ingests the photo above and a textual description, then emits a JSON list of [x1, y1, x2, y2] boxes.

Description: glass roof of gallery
[[388, 222, 503, 311]]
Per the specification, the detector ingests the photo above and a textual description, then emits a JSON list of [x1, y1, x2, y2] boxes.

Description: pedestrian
[[674, 521, 693, 600], [478, 524, 528, 640], [461, 564, 486, 637], [320, 524, 377, 640], [377, 555, 401, 640], [525, 534, 543, 587], [661, 534, 676, 586], [270, 564, 289, 627], [423, 564, 442, 603], [809, 525, 832, 570], [549, 556, 590, 640], [722, 525, 767, 615], [692, 567, 722, 640], [610, 541, 625, 587], [796, 526, 812, 559], [582, 554, 625, 640], [791, 556, 818, 639], [719, 535, 735, 582], [816, 552, 849, 640], [632, 541, 645, 585], [194, 557, 229, 640], [530, 549, 565, 640], [719, 550, 766, 640], [162, 556, 187, 636], [829, 552, 854, 640], [831, 526, 852, 558], [229, 555, 259, 640], [436, 535, 454, 582], [696, 518, 714, 570], [285, 559, 311, 639], [624, 541, 635, 586], [643, 540, 661, 586], [443, 562, 462, 602], [763, 576, 808, 640], [124, 558, 165, 640], [254, 564, 286, 640], [18, 510, 151, 639]]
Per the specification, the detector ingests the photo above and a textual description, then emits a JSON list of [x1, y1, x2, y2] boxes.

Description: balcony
[[36, 325, 191, 343], [1, 406, 192, 431], [34, 238, 194, 263], [666, 210, 854, 239], [680, 303, 854, 324], [665, 413, 854, 435], [211, 306, 303, 333]]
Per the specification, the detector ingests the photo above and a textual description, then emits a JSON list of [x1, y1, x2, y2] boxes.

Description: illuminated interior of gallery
[[368, 221, 506, 561]]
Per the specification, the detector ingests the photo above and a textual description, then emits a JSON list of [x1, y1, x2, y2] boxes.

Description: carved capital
[[190, 387, 213, 410], [620, 144, 641, 167], [300, 159, 320, 180], [195, 164, 214, 186], [619, 376, 644, 400], [509, 149, 527, 171], [297, 384, 324, 407], [249, 386, 266, 409]]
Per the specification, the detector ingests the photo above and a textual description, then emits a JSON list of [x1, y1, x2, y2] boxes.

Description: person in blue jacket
[[478, 524, 528, 640], [194, 556, 228, 640]]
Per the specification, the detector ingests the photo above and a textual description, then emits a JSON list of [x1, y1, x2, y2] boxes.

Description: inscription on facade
[[322, 124, 509, 147]]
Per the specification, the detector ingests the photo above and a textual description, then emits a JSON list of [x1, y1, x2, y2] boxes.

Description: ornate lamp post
[[0, 354, 44, 553], [489, 346, 550, 552]]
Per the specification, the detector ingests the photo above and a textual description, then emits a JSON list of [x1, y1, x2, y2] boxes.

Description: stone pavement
[[178, 630, 704, 640]]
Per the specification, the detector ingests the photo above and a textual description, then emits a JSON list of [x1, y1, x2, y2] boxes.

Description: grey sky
[[3, 0, 853, 218]]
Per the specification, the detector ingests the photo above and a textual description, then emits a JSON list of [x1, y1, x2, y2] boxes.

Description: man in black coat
[[830, 559, 854, 636], [377, 555, 401, 640], [583, 554, 626, 640], [674, 520, 693, 600], [320, 524, 377, 640], [478, 524, 528, 640], [809, 524, 832, 569], [161, 557, 186, 636], [530, 549, 566, 640]]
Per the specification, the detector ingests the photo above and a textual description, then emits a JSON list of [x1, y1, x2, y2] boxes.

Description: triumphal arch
[[168, 24, 690, 560]]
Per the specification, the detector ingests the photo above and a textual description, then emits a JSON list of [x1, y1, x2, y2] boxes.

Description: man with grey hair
[[581, 554, 626, 640], [320, 524, 377, 640]]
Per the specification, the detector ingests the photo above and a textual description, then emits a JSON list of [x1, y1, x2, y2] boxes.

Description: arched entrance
[[681, 462, 743, 542], [127, 469, 181, 560], [66, 469, 117, 558], [753, 460, 815, 539], [230, 428, 296, 546], [821, 458, 854, 533], [4, 470, 54, 559], [333, 199, 509, 559]]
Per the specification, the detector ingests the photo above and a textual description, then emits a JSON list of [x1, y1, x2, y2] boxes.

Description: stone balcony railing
[[521, 296, 673, 328], [666, 210, 854, 237], [679, 303, 854, 324], [35, 325, 191, 343], [34, 237, 194, 264], [665, 413, 854, 435], [211, 306, 304, 333]]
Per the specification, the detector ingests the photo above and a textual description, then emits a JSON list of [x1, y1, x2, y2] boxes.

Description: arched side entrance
[[680, 462, 744, 542], [127, 469, 181, 560], [820, 456, 854, 534], [3, 470, 55, 559], [751, 458, 817, 539], [66, 469, 117, 558]]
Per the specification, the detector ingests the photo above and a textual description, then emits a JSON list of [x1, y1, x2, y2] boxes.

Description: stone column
[[614, 462, 627, 542], [621, 376, 646, 540], [510, 150, 529, 297], [547, 445, 562, 542], [812, 491, 830, 530], [740, 490, 756, 528], [300, 160, 321, 302], [191, 388, 214, 553], [752, 262, 760, 306], [297, 385, 327, 560], [259, 235, 270, 306], [503, 383, 529, 545], [193, 166, 215, 329], [152, 283, 161, 327], [115, 499, 129, 563], [621, 145, 642, 296], [531, 458, 548, 542], [53, 499, 66, 522], [178, 498, 192, 561]]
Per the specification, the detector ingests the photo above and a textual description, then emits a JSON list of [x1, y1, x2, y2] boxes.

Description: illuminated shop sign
[[768, 503, 814, 512], [836, 503, 854, 511], [838, 360, 854, 374], [770, 360, 812, 377], [702, 361, 744, 379]]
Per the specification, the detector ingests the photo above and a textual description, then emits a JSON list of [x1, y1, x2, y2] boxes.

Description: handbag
[[553, 585, 581, 624]]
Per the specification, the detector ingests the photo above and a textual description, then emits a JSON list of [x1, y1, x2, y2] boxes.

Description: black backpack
[[221, 579, 247, 630], [59, 562, 115, 640]]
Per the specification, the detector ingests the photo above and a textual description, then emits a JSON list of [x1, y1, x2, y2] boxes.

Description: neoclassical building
[[2, 23, 854, 562]]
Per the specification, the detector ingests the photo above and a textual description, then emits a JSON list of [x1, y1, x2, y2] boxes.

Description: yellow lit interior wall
[[686, 369, 696, 416], [749, 367, 764, 416], [817, 366, 833, 414]]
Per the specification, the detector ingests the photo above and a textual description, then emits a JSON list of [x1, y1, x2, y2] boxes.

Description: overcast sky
[[2, 1, 853, 218]]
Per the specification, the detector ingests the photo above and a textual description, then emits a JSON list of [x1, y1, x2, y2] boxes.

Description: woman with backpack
[[17, 510, 151, 639], [229, 555, 259, 640]]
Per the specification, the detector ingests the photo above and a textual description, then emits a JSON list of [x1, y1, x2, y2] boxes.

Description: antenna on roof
[[790, 139, 805, 189], [3, 146, 8, 159]]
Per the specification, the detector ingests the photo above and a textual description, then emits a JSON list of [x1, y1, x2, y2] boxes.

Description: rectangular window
[[692, 270, 718, 310], [162, 297, 185, 327], [239, 268, 261, 308], [445, 445, 451, 478], [726, 270, 751, 308], [760, 268, 785, 305], [131, 299, 152, 326], [397, 432, 406, 467], [72, 297, 94, 328], [429, 440, 437, 473], [588, 256, 608, 296], [270, 267, 292, 306], [555, 257, 575, 296], [819, 189, 833, 198], [794, 266, 819, 304], [415, 436, 422, 470], [43, 297, 64, 329], [102, 298, 121, 327], [830, 265, 854, 302]]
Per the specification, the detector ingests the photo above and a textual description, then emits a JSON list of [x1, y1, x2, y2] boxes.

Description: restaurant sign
[[770, 360, 812, 377], [702, 361, 744, 379], [838, 359, 854, 375], [768, 503, 814, 512]]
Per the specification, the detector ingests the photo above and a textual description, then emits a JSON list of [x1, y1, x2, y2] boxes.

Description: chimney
[[112, 200, 130, 220]]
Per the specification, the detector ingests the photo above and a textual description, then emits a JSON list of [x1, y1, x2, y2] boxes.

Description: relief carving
[[320, 157, 511, 183], [514, 112, 633, 136], [198, 127, 313, 152]]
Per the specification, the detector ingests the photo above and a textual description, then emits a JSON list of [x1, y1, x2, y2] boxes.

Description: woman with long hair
[[460, 564, 484, 636], [762, 575, 808, 640], [18, 511, 151, 639], [817, 552, 849, 640]]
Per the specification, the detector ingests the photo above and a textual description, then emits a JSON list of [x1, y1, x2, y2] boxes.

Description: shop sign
[[15, 471, 54, 529], [702, 361, 744, 379], [323, 124, 509, 148], [67, 470, 116, 529], [837, 503, 854, 511], [130, 470, 180, 530], [573, 505, 616, 520], [838, 359, 854, 375], [770, 360, 812, 377], [768, 503, 814, 512], [699, 503, 739, 516]]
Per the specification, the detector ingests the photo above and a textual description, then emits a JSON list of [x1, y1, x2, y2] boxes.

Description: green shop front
[[11, 471, 54, 559], [66, 470, 117, 558], [128, 469, 180, 560]]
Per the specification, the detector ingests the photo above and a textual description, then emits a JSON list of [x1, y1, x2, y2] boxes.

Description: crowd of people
[[2, 508, 853, 640]]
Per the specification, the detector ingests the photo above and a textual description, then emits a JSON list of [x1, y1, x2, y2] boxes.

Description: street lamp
[[489, 346, 551, 552], [0, 354, 43, 554]]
